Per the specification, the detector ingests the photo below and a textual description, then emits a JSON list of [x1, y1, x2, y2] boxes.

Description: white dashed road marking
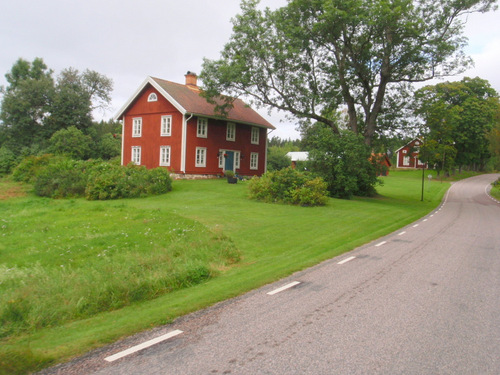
[[337, 256, 356, 265], [375, 241, 387, 247], [104, 330, 183, 362], [267, 281, 301, 296]]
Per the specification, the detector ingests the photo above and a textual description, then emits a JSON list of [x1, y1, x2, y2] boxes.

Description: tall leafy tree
[[414, 77, 500, 172], [0, 58, 113, 153], [0, 58, 54, 148], [201, 0, 496, 146]]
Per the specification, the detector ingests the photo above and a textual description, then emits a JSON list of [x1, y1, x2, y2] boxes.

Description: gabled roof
[[395, 137, 424, 153], [115, 76, 275, 130]]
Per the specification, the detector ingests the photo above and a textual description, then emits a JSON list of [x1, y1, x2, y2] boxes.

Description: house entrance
[[224, 151, 235, 172]]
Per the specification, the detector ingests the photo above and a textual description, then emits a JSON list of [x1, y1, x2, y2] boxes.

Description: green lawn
[[0, 169, 450, 374]]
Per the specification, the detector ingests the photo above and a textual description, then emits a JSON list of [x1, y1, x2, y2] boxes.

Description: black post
[[421, 166, 425, 202]]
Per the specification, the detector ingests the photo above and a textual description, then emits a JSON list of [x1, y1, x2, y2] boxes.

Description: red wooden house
[[395, 138, 427, 169], [115, 72, 275, 178]]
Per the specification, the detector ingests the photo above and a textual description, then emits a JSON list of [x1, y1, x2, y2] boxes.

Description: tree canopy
[[201, 0, 497, 146], [414, 77, 500, 173], [0, 58, 113, 151]]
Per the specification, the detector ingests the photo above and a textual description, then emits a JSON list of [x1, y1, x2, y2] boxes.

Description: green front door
[[224, 151, 234, 172]]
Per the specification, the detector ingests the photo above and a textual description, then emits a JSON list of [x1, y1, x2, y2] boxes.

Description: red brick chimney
[[185, 71, 198, 90]]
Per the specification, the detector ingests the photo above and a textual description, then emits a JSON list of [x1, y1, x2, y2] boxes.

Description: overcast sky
[[1, 0, 499, 140]]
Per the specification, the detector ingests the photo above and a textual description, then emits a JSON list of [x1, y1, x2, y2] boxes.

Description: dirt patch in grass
[[0, 181, 27, 200]]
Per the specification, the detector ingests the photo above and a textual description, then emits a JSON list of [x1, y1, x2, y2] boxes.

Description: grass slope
[[0, 170, 449, 374]]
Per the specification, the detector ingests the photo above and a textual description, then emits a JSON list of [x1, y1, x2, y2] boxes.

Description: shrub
[[85, 163, 172, 200], [0, 147, 17, 176], [303, 125, 380, 199], [248, 168, 328, 206], [12, 154, 54, 183], [34, 158, 88, 198]]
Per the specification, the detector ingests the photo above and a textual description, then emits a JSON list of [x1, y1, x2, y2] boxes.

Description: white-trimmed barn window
[[131, 146, 141, 165], [227, 122, 236, 141], [160, 146, 171, 166], [197, 118, 208, 138], [161, 115, 172, 136], [132, 118, 142, 137], [148, 93, 158, 102], [196, 147, 207, 167], [251, 127, 259, 144], [250, 152, 259, 170], [403, 156, 410, 166]]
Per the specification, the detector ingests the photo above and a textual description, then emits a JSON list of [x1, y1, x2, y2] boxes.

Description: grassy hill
[[0, 170, 450, 374]]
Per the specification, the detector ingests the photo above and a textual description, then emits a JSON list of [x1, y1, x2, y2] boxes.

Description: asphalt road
[[42, 174, 500, 375]]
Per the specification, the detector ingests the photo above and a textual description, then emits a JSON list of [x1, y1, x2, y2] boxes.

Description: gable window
[[195, 147, 207, 167], [161, 115, 172, 136], [403, 156, 410, 166], [160, 146, 171, 166], [402, 149, 407, 154], [197, 117, 208, 138], [132, 118, 142, 137], [131, 146, 141, 165], [148, 93, 158, 102], [250, 152, 259, 170], [226, 122, 236, 141], [251, 127, 259, 145]]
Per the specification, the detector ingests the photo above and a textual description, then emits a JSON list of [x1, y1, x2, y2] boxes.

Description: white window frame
[[132, 117, 142, 137], [195, 147, 207, 167], [251, 127, 259, 145], [159, 146, 171, 167], [161, 115, 172, 136], [250, 152, 259, 170], [197, 117, 208, 138], [402, 149, 407, 154], [131, 146, 141, 165], [403, 156, 410, 166], [148, 93, 158, 102], [226, 122, 236, 141], [235, 151, 241, 169]]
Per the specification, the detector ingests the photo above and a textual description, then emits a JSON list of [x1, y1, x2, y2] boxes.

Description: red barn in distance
[[115, 72, 275, 178], [395, 138, 427, 169]]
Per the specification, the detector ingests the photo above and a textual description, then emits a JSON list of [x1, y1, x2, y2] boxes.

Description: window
[[226, 122, 235, 141], [197, 117, 208, 138], [161, 115, 172, 136], [251, 127, 259, 145], [195, 147, 207, 167], [132, 118, 142, 137], [148, 93, 157, 102], [160, 146, 171, 166], [250, 152, 259, 170], [131, 146, 141, 165], [403, 156, 410, 166], [402, 149, 407, 154], [418, 159, 425, 166], [235, 151, 241, 169]]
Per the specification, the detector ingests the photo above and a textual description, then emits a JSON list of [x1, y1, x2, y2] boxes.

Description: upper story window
[[402, 149, 407, 154], [131, 146, 141, 165], [197, 117, 208, 138], [251, 127, 259, 145], [161, 115, 172, 136], [226, 122, 236, 141], [132, 118, 142, 137], [148, 93, 158, 102]]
